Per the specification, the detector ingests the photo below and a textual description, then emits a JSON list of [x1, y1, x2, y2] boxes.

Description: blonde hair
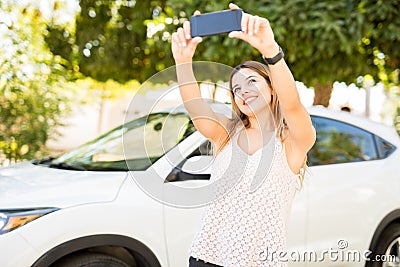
[[218, 60, 306, 188]]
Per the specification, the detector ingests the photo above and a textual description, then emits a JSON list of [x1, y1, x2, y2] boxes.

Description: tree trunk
[[97, 95, 105, 134], [313, 83, 334, 107], [212, 83, 217, 102]]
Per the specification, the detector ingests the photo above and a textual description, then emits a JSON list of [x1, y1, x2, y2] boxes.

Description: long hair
[[217, 60, 306, 188]]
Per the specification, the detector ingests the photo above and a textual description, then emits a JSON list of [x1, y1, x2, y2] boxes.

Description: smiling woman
[[171, 3, 315, 266]]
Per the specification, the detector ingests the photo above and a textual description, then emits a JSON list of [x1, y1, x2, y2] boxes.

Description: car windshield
[[51, 112, 195, 171]]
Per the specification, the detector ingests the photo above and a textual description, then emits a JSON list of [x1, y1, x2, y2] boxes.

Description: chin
[[239, 104, 268, 117], [239, 105, 257, 116]]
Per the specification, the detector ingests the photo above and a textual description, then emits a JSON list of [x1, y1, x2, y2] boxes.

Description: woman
[[171, 3, 316, 266]]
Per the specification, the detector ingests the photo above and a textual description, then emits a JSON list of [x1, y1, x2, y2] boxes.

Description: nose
[[240, 88, 250, 97]]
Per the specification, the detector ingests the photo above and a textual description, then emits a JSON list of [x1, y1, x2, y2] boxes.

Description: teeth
[[244, 97, 257, 105]]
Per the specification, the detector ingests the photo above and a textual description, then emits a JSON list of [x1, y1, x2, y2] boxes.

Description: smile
[[243, 96, 257, 105]]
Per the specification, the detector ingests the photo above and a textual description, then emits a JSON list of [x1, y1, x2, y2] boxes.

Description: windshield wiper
[[48, 162, 87, 171]]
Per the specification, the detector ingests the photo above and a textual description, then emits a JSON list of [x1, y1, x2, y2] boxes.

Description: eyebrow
[[246, 75, 258, 80]]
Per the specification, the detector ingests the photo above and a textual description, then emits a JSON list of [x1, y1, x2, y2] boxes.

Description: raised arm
[[171, 13, 230, 144], [228, 3, 316, 156]]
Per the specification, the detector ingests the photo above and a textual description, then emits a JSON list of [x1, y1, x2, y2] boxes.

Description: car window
[[53, 113, 196, 171], [187, 140, 215, 157], [123, 114, 192, 160], [375, 136, 397, 158], [308, 116, 379, 166], [166, 140, 214, 182]]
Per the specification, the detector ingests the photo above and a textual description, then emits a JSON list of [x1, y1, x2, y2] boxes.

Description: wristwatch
[[262, 46, 284, 65]]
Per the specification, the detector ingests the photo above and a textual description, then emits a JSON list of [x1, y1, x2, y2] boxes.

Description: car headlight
[[0, 208, 58, 235]]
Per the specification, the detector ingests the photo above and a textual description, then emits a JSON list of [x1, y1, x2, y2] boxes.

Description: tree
[[268, 0, 377, 106], [46, 0, 399, 113], [359, 0, 400, 132], [360, 0, 400, 74], [148, 0, 400, 109], [150, 0, 380, 107], [150, 1, 260, 71], [46, 0, 169, 83], [0, 2, 75, 162], [45, 1, 162, 138]]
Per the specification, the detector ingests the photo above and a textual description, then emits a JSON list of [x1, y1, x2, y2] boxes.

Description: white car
[[0, 105, 399, 267]]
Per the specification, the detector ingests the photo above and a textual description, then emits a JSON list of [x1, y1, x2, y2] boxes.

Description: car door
[[305, 116, 386, 267], [162, 135, 213, 267], [163, 134, 308, 267]]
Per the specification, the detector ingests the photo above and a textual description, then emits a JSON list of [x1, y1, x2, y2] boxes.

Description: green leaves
[[0, 2, 75, 161], [43, 0, 399, 121], [50, 0, 171, 83], [44, 0, 399, 88]]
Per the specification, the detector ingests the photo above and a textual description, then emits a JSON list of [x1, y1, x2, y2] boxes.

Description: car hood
[[0, 162, 128, 209]]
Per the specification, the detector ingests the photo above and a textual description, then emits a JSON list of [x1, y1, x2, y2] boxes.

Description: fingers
[[177, 27, 187, 47], [228, 31, 249, 42], [254, 16, 262, 34], [241, 13, 265, 36], [229, 3, 248, 33], [183, 21, 202, 45], [247, 15, 264, 35], [171, 31, 182, 47], [229, 3, 265, 36], [247, 15, 256, 36], [188, 36, 203, 50], [183, 21, 191, 40], [171, 9, 204, 62], [241, 13, 249, 33], [229, 3, 240, 10], [171, 32, 180, 53], [172, 28, 202, 49]]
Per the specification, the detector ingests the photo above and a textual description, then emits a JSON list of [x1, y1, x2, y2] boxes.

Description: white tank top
[[189, 126, 299, 266]]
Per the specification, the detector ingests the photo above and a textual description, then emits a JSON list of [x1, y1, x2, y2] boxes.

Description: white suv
[[0, 105, 399, 267]]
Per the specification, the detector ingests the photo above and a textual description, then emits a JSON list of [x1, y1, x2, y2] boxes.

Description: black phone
[[190, 9, 242, 37]]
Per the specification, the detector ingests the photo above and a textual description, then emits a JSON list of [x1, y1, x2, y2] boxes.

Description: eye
[[232, 87, 241, 94], [248, 79, 256, 85]]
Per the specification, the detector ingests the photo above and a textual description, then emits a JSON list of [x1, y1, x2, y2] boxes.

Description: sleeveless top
[[189, 126, 299, 267]]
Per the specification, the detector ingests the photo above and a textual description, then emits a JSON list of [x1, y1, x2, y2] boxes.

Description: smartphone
[[190, 9, 242, 37]]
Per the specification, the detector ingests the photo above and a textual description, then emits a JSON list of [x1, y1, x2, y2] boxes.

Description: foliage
[[147, 0, 371, 106], [359, 0, 400, 133], [151, 1, 259, 71], [360, 0, 400, 74], [151, 0, 400, 107], [46, 0, 169, 83], [45, 1, 399, 112], [0, 2, 76, 162], [159, 1, 367, 81]]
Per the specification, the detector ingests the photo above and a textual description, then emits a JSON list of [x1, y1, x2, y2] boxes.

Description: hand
[[228, 3, 279, 57], [171, 10, 203, 64]]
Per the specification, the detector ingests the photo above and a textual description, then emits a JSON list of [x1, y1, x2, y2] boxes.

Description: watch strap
[[262, 46, 284, 65]]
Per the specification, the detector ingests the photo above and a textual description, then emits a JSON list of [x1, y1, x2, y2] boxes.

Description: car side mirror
[[181, 155, 213, 175]]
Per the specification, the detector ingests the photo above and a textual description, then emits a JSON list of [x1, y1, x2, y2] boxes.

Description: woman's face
[[231, 68, 272, 116]]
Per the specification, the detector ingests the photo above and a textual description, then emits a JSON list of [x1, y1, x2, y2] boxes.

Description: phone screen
[[190, 9, 242, 37]]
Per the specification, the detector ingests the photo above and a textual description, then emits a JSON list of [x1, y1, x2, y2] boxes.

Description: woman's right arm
[[171, 15, 230, 143]]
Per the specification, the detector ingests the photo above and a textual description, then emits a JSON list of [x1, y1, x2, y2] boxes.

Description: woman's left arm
[[228, 3, 316, 153]]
